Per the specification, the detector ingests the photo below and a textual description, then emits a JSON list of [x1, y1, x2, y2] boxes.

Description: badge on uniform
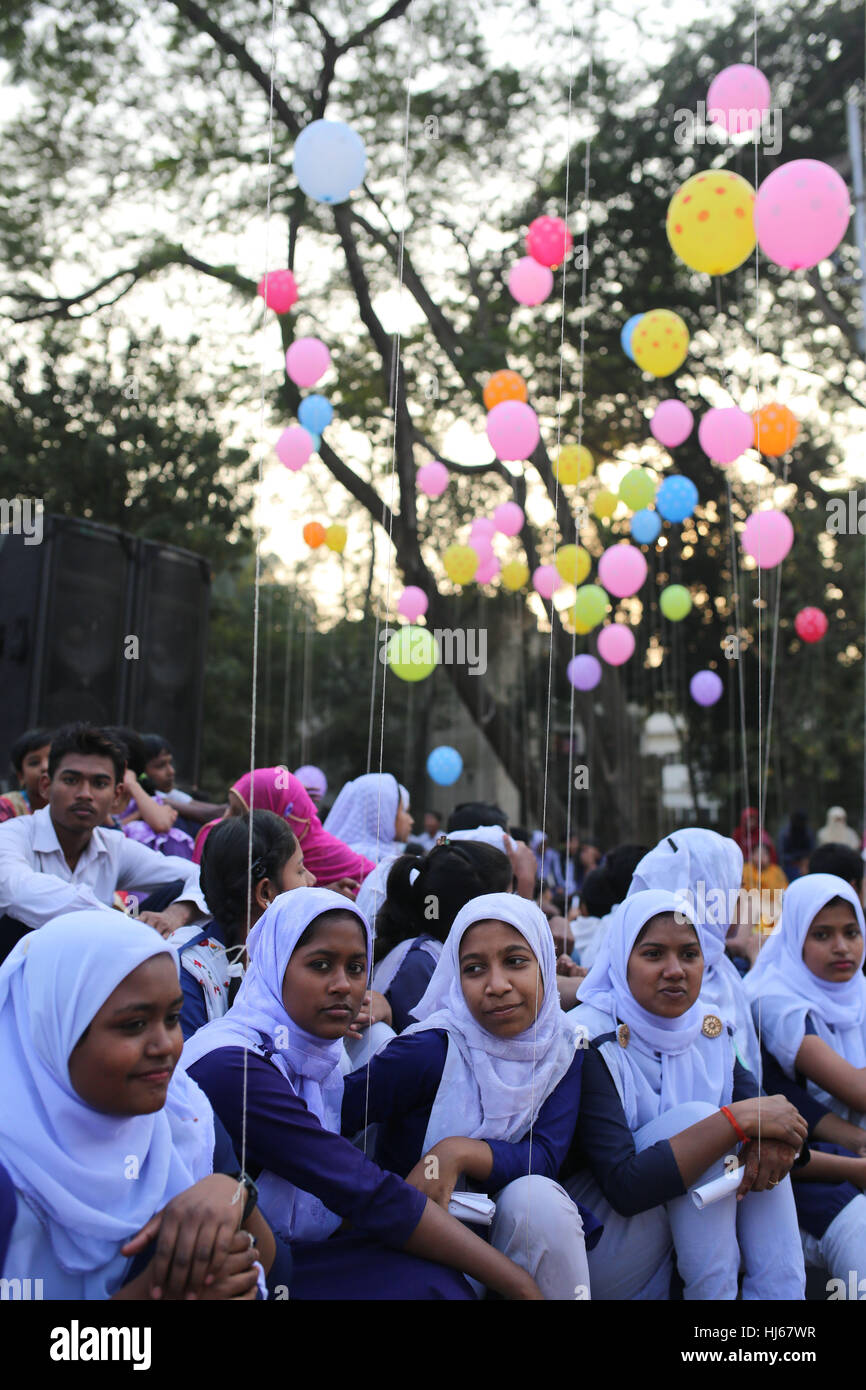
[[701, 1014, 723, 1039], [617, 1023, 630, 1048]]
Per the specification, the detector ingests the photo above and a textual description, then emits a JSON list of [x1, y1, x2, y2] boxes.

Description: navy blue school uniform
[[760, 1034, 861, 1242], [383, 935, 440, 1033], [0, 1161, 16, 1276], [341, 1028, 603, 1249], [187, 1044, 475, 1299]]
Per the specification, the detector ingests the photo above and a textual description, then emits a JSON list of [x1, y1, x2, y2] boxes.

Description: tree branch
[[338, 0, 413, 54]]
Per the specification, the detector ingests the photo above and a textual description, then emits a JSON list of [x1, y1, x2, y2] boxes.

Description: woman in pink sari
[[193, 768, 374, 893]]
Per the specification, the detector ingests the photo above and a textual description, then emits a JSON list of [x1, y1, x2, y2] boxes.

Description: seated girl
[[744, 873, 866, 1285], [105, 726, 194, 860], [372, 840, 513, 1032], [141, 734, 229, 828], [342, 892, 599, 1300], [193, 768, 374, 896], [182, 888, 541, 1300], [567, 888, 807, 1300], [0, 912, 274, 1300]]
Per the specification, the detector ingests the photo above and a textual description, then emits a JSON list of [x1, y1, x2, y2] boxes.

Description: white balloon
[[293, 120, 367, 204]]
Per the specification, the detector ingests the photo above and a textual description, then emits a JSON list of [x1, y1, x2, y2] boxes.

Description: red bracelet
[[720, 1106, 748, 1144]]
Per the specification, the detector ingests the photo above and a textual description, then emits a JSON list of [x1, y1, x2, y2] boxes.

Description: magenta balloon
[[275, 425, 314, 471], [690, 669, 724, 706], [475, 552, 500, 584], [285, 337, 331, 387], [567, 654, 602, 691], [508, 256, 554, 306], [755, 161, 851, 271], [597, 623, 635, 666], [706, 64, 770, 134], [493, 501, 525, 535], [397, 586, 428, 622], [597, 543, 647, 599], [258, 268, 298, 313], [486, 400, 540, 461], [533, 564, 560, 600], [650, 400, 694, 448], [698, 407, 754, 465], [417, 461, 449, 497], [741, 509, 794, 568]]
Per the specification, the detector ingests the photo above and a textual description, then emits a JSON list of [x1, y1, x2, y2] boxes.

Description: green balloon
[[386, 624, 440, 681], [573, 583, 609, 630], [619, 468, 655, 511], [659, 583, 692, 622]]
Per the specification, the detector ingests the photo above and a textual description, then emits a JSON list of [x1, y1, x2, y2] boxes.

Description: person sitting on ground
[[817, 806, 861, 852], [141, 734, 228, 828], [415, 810, 443, 853], [0, 723, 209, 961], [0, 727, 52, 824], [104, 727, 194, 859], [741, 842, 788, 934], [294, 765, 327, 808], [809, 843, 864, 907], [780, 810, 815, 882]]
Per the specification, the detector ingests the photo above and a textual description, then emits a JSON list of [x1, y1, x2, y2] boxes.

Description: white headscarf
[[404, 892, 577, 1147], [181, 887, 371, 1241], [448, 825, 515, 853], [323, 773, 409, 863], [743, 873, 866, 1075], [0, 913, 214, 1291], [628, 829, 744, 968], [575, 889, 733, 1128]]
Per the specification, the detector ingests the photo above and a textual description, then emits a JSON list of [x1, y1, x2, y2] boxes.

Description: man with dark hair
[[0, 727, 53, 823], [0, 722, 208, 953], [416, 810, 442, 852], [447, 801, 508, 832], [808, 842, 864, 900]]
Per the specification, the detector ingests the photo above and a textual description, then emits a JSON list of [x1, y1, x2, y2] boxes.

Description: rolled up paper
[[691, 1169, 742, 1210], [447, 1191, 496, 1226]]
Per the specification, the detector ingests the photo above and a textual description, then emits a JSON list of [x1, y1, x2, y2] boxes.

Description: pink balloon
[[470, 517, 496, 540], [275, 425, 314, 471], [597, 543, 647, 599], [597, 623, 635, 666], [741, 509, 794, 568], [285, 337, 331, 387], [258, 269, 298, 314], [567, 654, 602, 691], [493, 501, 525, 536], [698, 407, 754, 465], [475, 553, 500, 584], [486, 401, 540, 462], [508, 257, 554, 306], [755, 161, 851, 271], [397, 586, 428, 622], [533, 565, 560, 600], [706, 64, 771, 134], [650, 400, 694, 448], [526, 216, 573, 268], [417, 461, 449, 498]]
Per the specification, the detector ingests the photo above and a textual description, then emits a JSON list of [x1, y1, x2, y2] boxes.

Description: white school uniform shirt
[[0, 806, 208, 928]]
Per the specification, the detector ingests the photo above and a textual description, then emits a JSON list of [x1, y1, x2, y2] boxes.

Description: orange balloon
[[483, 369, 528, 411], [303, 521, 326, 548], [753, 404, 799, 457]]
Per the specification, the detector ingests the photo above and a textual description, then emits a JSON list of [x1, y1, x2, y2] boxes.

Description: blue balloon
[[307, 432, 321, 452], [630, 508, 662, 545], [656, 475, 698, 523], [426, 745, 463, 786], [298, 394, 334, 435], [620, 313, 644, 362], [293, 119, 367, 204]]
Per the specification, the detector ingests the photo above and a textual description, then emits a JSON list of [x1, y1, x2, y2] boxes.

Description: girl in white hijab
[[0, 913, 258, 1301], [744, 874, 866, 1284], [323, 773, 411, 865], [565, 889, 807, 1300], [341, 892, 596, 1299]]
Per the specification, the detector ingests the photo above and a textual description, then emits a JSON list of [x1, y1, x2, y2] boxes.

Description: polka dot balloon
[[667, 170, 756, 276]]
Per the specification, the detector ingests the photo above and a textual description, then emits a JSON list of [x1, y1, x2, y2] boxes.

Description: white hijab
[[404, 892, 577, 1147], [744, 873, 866, 1075], [0, 913, 214, 1292], [575, 889, 733, 1129], [323, 773, 409, 863], [181, 887, 371, 1241], [628, 828, 744, 968]]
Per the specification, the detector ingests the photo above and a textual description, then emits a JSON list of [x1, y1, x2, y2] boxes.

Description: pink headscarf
[[192, 767, 374, 889]]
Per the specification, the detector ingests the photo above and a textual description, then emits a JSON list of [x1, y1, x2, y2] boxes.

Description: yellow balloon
[[554, 444, 594, 485], [386, 625, 439, 682], [565, 605, 594, 635], [325, 523, 347, 553], [555, 544, 591, 585], [443, 544, 479, 585], [631, 310, 689, 378], [592, 488, 618, 521], [667, 169, 756, 276], [500, 559, 529, 591]]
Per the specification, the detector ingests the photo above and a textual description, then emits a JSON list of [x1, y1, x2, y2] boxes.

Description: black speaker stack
[[0, 515, 210, 785]]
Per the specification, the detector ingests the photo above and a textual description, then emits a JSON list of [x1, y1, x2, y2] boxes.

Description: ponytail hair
[[200, 810, 296, 948], [374, 839, 512, 960]]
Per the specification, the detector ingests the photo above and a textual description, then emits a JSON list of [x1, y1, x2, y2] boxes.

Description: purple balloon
[[567, 654, 602, 691], [690, 670, 724, 707]]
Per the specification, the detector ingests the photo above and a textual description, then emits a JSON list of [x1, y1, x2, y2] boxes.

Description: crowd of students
[[1, 718, 865, 1302]]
